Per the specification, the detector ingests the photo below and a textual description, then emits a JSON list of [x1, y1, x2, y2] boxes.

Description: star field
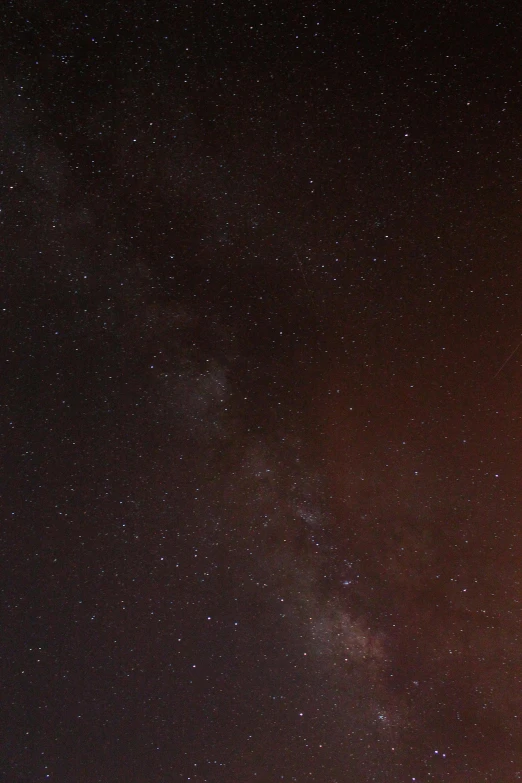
[[2, 2, 522, 782]]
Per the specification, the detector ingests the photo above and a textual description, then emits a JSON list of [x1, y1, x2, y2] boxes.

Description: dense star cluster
[[2, 2, 522, 781]]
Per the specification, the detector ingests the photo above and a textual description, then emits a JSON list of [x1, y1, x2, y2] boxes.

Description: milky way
[[2, 2, 522, 782]]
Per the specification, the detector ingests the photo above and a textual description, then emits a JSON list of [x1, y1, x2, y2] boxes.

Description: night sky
[[2, 2, 522, 781]]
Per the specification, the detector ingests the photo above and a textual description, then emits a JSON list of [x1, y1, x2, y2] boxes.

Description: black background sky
[[2, 1, 522, 781]]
